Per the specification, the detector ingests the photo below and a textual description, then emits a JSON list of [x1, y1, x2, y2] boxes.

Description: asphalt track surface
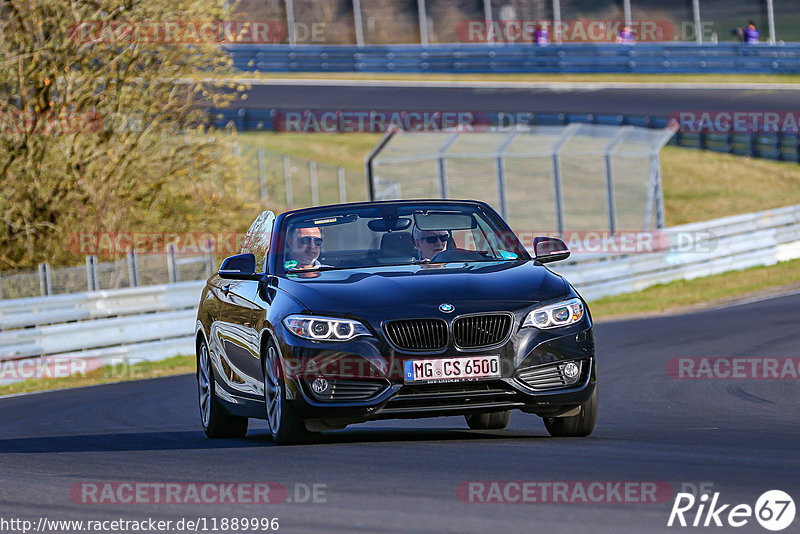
[[240, 82, 800, 116], [2, 292, 799, 533]]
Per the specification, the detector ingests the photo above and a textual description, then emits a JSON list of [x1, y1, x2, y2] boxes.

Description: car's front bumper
[[275, 321, 597, 425]]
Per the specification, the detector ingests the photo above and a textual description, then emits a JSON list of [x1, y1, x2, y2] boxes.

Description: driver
[[412, 225, 449, 260], [286, 226, 324, 269]]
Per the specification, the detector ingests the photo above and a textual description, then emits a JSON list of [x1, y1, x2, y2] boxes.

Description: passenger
[[286, 226, 324, 269], [412, 225, 449, 260]]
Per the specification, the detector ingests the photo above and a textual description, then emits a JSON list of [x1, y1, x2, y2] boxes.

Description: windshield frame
[[270, 200, 530, 277]]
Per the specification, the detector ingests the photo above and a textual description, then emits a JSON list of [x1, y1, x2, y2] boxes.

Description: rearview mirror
[[218, 253, 263, 280], [533, 237, 570, 263]]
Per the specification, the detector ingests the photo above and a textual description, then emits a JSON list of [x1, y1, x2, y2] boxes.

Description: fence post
[[365, 129, 396, 201], [309, 160, 319, 206], [417, 0, 428, 46], [39, 263, 52, 296], [604, 127, 631, 236], [283, 153, 294, 209], [353, 0, 365, 46], [483, 0, 493, 44], [205, 251, 215, 278], [86, 255, 99, 291], [285, 0, 296, 46], [766, 0, 776, 45], [551, 124, 579, 236], [167, 245, 178, 284], [495, 132, 517, 221], [0, 272, 3, 300], [623, 0, 631, 29], [338, 166, 347, 203], [257, 147, 268, 202], [553, 0, 563, 44], [127, 250, 140, 287], [691, 0, 702, 44], [437, 133, 460, 199]]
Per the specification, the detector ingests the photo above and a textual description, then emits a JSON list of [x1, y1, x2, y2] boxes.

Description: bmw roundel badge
[[439, 303, 455, 313]]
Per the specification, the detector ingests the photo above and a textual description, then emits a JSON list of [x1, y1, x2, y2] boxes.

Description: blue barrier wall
[[227, 43, 800, 74]]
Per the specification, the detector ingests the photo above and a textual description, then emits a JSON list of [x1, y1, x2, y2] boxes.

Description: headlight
[[283, 315, 370, 342], [522, 298, 584, 329]]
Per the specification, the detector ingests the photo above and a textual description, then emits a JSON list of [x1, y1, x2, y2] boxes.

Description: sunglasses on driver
[[297, 236, 323, 246], [420, 234, 449, 244]]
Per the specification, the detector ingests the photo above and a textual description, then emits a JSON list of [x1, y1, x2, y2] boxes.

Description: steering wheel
[[431, 248, 488, 262]]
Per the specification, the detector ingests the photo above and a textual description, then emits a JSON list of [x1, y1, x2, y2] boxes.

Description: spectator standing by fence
[[616, 25, 635, 44], [745, 21, 760, 43], [534, 24, 549, 46]]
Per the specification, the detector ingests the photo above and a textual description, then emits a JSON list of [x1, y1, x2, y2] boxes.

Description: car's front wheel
[[465, 410, 511, 430], [543, 385, 598, 437], [197, 339, 248, 438], [263, 338, 316, 445]]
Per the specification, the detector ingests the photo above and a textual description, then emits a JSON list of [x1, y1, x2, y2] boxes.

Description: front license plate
[[403, 355, 501, 384]]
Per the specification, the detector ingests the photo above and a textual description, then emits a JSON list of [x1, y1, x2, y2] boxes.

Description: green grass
[[217, 72, 800, 84], [0, 355, 195, 397], [660, 146, 800, 225], [590, 257, 800, 319]]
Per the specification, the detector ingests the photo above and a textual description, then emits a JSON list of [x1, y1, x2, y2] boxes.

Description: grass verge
[[3, 257, 800, 396], [590, 257, 800, 319], [0, 355, 195, 397]]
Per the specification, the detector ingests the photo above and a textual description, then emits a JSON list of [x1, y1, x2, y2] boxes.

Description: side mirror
[[533, 237, 570, 263], [218, 253, 263, 280]]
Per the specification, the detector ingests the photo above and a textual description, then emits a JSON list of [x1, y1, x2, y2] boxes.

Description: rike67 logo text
[[668, 490, 795, 531]]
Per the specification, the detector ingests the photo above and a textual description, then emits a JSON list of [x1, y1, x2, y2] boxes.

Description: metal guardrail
[[0, 281, 203, 385], [2, 202, 800, 384], [550, 204, 800, 301], [226, 43, 800, 74]]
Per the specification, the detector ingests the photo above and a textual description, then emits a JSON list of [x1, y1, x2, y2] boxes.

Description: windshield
[[277, 202, 529, 274]]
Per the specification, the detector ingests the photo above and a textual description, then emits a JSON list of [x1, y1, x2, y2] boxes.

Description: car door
[[210, 210, 275, 400]]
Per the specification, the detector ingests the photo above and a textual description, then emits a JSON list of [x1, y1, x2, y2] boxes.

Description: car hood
[[276, 261, 567, 318]]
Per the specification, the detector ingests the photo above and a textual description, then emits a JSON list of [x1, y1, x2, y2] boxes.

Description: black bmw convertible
[[195, 200, 597, 444]]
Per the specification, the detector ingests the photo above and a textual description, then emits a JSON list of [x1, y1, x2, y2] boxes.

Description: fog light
[[311, 377, 329, 394], [563, 362, 580, 381]]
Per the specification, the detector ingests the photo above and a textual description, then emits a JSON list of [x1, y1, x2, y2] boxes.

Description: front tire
[[197, 339, 248, 438], [543, 385, 598, 437], [263, 338, 316, 445], [465, 410, 511, 430]]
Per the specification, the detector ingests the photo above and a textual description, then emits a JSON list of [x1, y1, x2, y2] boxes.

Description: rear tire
[[465, 410, 511, 430], [263, 338, 316, 445], [543, 385, 598, 437], [197, 339, 248, 439]]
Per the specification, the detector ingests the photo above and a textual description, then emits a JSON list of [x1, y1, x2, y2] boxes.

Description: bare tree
[[0, 0, 256, 269]]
